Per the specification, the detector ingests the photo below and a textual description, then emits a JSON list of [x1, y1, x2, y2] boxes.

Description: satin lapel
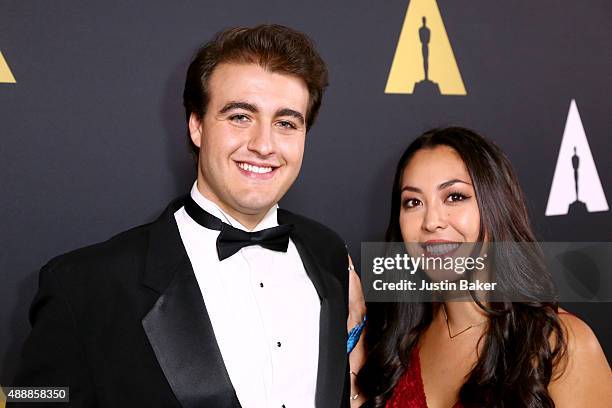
[[141, 197, 240, 408], [279, 210, 348, 408]]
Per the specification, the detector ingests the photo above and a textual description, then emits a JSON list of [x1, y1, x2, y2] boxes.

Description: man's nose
[[247, 122, 275, 156]]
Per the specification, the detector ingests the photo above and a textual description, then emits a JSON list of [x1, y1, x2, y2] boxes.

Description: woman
[[358, 127, 611, 407]]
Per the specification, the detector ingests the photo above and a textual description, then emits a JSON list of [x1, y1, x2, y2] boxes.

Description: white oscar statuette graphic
[[545, 99, 609, 216]]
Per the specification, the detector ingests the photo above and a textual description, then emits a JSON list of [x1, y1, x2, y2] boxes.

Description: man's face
[[189, 62, 309, 225]]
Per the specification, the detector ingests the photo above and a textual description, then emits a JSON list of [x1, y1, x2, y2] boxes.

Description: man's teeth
[[238, 162, 273, 174], [425, 243, 460, 255]]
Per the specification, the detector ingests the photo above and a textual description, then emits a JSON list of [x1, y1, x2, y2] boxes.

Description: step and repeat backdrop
[[1, 0, 611, 387]]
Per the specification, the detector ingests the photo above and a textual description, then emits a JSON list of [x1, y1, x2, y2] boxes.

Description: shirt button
[[277, 341, 282, 347], [259, 282, 264, 288]]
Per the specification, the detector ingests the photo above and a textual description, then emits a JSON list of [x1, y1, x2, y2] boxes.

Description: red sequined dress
[[385, 346, 462, 408]]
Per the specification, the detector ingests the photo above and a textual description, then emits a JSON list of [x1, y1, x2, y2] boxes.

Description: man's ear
[[188, 112, 203, 148]]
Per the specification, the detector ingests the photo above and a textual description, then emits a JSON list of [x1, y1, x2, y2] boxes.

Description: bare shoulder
[[557, 310, 607, 365], [549, 309, 612, 407]]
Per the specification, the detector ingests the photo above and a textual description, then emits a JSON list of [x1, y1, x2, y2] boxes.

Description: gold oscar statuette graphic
[[386, 0, 465, 95], [0, 51, 16, 83]]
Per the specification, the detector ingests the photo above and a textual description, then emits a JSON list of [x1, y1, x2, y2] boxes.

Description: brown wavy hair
[[183, 24, 329, 158], [358, 127, 567, 407]]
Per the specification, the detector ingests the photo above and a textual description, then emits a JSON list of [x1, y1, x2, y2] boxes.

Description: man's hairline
[[197, 60, 313, 125]]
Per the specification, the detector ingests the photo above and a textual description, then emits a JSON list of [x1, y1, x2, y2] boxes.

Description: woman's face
[[399, 146, 481, 278]]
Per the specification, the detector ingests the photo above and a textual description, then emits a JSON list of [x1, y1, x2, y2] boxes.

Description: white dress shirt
[[174, 182, 321, 408]]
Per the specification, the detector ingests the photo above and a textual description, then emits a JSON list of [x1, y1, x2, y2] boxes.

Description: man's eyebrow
[[218, 103, 305, 125], [276, 108, 305, 125], [219, 101, 258, 114], [401, 179, 472, 193]]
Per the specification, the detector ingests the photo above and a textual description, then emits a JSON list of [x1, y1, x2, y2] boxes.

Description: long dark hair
[[358, 127, 567, 407]]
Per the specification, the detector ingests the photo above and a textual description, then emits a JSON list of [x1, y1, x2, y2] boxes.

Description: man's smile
[[236, 161, 280, 179]]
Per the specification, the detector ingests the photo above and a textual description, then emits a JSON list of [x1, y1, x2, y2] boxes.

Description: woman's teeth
[[425, 243, 460, 255]]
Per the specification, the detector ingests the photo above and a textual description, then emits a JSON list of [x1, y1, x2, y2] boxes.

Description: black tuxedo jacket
[[10, 197, 351, 407]]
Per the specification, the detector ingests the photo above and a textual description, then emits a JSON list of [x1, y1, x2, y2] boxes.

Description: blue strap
[[347, 315, 367, 354]]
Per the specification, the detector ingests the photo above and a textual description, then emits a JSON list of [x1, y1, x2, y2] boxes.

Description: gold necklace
[[442, 304, 487, 339]]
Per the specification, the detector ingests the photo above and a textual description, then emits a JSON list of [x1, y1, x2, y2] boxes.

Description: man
[[10, 25, 364, 407]]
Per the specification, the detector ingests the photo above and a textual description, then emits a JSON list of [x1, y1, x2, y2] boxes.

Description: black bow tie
[[184, 196, 294, 261]]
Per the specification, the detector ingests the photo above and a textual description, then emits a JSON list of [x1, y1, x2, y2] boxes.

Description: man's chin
[[234, 198, 279, 216]]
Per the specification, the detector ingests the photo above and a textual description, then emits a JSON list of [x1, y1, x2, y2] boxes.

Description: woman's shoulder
[[556, 308, 602, 358], [549, 308, 612, 407]]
